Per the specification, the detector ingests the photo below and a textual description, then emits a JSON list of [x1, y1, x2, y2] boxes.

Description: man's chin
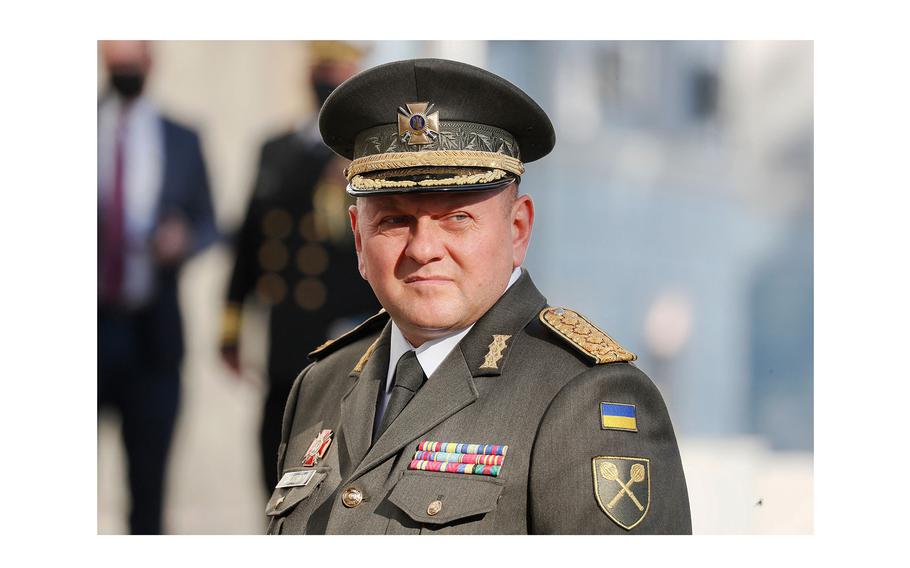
[[394, 288, 456, 313], [401, 313, 461, 333], [393, 306, 467, 340]]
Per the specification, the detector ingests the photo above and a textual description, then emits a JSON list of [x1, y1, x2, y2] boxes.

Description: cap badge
[[398, 102, 439, 145]]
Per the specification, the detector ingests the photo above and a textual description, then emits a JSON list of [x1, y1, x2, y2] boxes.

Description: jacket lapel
[[458, 269, 548, 377], [338, 323, 391, 476], [348, 346, 478, 482]]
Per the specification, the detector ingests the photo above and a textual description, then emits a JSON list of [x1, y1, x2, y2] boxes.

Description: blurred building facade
[[98, 41, 813, 534], [432, 41, 812, 451]]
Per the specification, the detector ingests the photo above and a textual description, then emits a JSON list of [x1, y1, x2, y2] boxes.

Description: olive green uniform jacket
[[267, 270, 691, 534]]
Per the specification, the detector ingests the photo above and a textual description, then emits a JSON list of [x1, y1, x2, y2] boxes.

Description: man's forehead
[[102, 40, 150, 66]]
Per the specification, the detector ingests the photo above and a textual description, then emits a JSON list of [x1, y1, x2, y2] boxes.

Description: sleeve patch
[[593, 456, 651, 530], [600, 402, 638, 432]]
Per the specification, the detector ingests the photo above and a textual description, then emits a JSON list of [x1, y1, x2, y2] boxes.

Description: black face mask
[[313, 80, 339, 107], [110, 70, 146, 100]]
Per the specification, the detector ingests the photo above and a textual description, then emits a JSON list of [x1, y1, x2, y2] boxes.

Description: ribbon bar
[[417, 441, 509, 456], [413, 451, 505, 465], [408, 459, 502, 477]]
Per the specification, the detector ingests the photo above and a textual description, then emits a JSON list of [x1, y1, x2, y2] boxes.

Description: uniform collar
[[457, 267, 547, 377], [385, 267, 522, 391]]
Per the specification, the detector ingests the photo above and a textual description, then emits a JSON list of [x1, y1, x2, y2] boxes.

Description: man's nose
[[404, 218, 445, 265]]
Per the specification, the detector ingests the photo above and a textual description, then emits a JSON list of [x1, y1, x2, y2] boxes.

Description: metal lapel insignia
[[479, 334, 511, 370]]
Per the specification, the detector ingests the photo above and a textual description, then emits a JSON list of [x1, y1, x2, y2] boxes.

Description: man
[[98, 41, 217, 534], [220, 41, 380, 494], [266, 58, 691, 534]]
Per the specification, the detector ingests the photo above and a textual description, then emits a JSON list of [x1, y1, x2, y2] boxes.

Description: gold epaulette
[[539, 307, 636, 365], [308, 308, 389, 360]]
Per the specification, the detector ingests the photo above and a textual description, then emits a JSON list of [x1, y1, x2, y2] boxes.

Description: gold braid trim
[[352, 335, 383, 374], [347, 150, 525, 179], [539, 307, 637, 364], [351, 169, 508, 190]]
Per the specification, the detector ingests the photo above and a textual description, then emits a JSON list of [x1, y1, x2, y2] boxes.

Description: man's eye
[[448, 214, 470, 222], [379, 216, 408, 226]]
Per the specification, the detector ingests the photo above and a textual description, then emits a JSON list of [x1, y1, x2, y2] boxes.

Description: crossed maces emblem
[[592, 456, 651, 530]]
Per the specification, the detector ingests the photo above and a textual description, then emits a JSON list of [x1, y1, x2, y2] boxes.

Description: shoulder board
[[308, 309, 389, 360], [539, 307, 636, 365]]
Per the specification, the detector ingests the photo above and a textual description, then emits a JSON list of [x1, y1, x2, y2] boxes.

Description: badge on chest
[[276, 469, 316, 488], [302, 429, 334, 467], [408, 440, 509, 477]]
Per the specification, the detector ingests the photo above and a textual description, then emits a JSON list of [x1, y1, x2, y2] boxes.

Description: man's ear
[[510, 193, 534, 268], [349, 204, 367, 280]]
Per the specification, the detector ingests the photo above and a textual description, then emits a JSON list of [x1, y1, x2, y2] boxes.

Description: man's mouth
[[404, 275, 452, 284]]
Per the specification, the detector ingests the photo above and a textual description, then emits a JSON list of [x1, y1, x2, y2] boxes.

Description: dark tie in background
[[101, 110, 127, 305], [375, 350, 425, 440]]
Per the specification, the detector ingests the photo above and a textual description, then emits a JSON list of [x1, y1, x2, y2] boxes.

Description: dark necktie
[[375, 350, 425, 439], [101, 110, 127, 305]]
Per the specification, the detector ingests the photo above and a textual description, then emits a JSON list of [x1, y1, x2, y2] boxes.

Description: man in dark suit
[[266, 58, 691, 534], [98, 41, 217, 535], [220, 42, 380, 495]]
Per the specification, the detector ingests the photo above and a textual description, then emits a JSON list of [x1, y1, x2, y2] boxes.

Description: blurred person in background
[[97, 40, 218, 534], [220, 41, 380, 495]]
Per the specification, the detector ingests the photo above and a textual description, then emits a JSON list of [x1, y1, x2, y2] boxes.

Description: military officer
[[266, 58, 691, 534]]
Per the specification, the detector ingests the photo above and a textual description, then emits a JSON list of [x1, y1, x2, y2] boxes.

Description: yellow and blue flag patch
[[600, 402, 638, 432]]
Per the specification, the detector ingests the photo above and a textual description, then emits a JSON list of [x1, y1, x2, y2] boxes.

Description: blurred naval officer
[[265, 58, 691, 534], [220, 41, 380, 494]]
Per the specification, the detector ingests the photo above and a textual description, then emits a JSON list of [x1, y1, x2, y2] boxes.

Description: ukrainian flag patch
[[600, 402, 638, 432]]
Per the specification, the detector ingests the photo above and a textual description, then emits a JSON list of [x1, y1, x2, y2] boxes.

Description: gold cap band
[[347, 150, 524, 180], [351, 168, 509, 191]]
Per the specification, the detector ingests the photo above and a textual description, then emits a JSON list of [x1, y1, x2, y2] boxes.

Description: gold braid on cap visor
[[346, 150, 525, 180], [351, 168, 508, 190]]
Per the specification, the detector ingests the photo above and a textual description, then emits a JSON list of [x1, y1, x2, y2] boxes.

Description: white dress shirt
[[98, 95, 164, 308], [374, 267, 522, 436]]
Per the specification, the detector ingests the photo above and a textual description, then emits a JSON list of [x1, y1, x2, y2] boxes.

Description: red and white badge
[[302, 429, 334, 467]]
